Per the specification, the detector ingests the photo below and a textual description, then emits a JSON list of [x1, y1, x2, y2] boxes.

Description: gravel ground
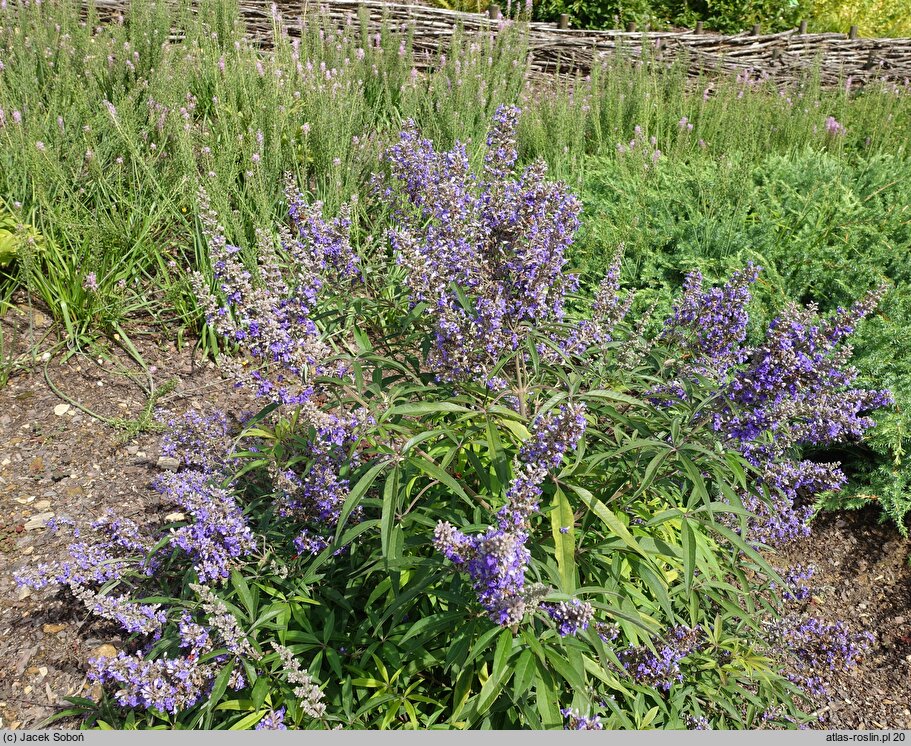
[[0, 300, 909, 730], [0, 302, 257, 730]]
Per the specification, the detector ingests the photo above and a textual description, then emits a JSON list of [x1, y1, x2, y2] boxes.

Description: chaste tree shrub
[[16, 108, 885, 730]]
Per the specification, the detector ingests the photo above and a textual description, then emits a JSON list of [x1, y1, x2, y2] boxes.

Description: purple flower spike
[[383, 106, 581, 385]]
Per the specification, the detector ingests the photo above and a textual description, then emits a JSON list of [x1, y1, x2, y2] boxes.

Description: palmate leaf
[[633, 559, 674, 621], [203, 662, 237, 728], [230, 709, 266, 730]]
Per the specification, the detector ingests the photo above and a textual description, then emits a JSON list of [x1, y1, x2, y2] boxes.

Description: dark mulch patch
[[777, 508, 911, 730], [0, 300, 909, 730]]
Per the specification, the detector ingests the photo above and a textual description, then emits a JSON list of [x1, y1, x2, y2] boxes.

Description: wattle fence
[[92, 0, 911, 87]]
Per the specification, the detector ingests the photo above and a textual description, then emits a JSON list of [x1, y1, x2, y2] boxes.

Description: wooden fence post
[[751, 23, 760, 35], [558, 13, 568, 29], [488, 4, 500, 20], [849, 25, 858, 39], [798, 19, 808, 34], [626, 21, 636, 32], [695, 20, 703, 34]]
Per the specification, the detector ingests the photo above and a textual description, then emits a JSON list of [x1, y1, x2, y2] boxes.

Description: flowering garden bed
[[3, 106, 909, 729], [1, 323, 909, 730], [1, 0, 910, 731]]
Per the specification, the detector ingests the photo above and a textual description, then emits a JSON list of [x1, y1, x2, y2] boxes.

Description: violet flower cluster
[[661, 267, 891, 545], [661, 264, 758, 383], [382, 105, 581, 386], [191, 185, 373, 556], [191, 185, 358, 406], [723, 292, 891, 544], [256, 707, 288, 730], [561, 708, 603, 730], [73, 586, 166, 638], [88, 586, 250, 715], [765, 615, 874, 697], [771, 563, 816, 603], [562, 246, 633, 355], [269, 405, 372, 557], [434, 403, 587, 627], [14, 510, 155, 591], [147, 407, 260, 586], [88, 650, 239, 714], [159, 409, 235, 472], [86, 580, 265, 716], [617, 625, 703, 692], [155, 470, 257, 584], [13, 404, 271, 718], [684, 714, 712, 730], [541, 598, 595, 636]]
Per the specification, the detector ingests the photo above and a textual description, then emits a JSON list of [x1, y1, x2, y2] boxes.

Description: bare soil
[[0, 300, 909, 730], [0, 301, 258, 730], [777, 509, 911, 729]]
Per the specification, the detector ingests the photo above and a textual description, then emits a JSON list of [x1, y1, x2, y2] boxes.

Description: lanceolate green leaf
[[550, 487, 577, 592], [572, 485, 652, 562], [485, 419, 511, 491], [472, 628, 514, 717], [679, 516, 697, 596], [387, 401, 474, 417], [381, 467, 401, 560], [335, 459, 391, 541], [534, 666, 561, 728], [230, 569, 256, 621], [406, 455, 472, 505]]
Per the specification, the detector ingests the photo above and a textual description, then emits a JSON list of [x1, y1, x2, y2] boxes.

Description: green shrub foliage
[[577, 147, 911, 533], [16, 111, 883, 729], [533, 0, 810, 33]]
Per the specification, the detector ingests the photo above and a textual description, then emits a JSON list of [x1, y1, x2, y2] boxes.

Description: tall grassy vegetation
[[2, 0, 909, 347]]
